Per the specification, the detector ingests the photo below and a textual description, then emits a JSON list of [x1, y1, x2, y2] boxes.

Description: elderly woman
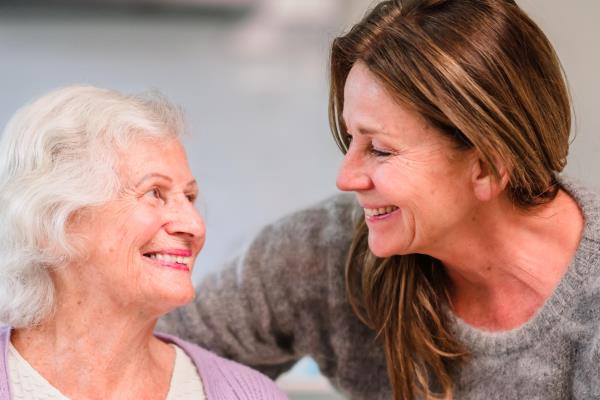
[[0, 86, 286, 399], [159, 1, 600, 399]]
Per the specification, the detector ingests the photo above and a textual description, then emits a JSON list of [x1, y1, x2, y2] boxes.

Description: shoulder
[[287, 192, 359, 223], [573, 316, 600, 396], [0, 326, 10, 399], [559, 177, 600, 326], [561, 177, 600, 296], [251, 193, 359, 259], [0, 326, 9, 341], [158, 333, 288, 399], [180, 339, 289, 400], [0, 326, 9, 353], [241, 193, 359, 290], [559, 176, 600, 244]]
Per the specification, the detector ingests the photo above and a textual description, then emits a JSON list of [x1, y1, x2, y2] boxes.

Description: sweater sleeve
[[587, 328, 600, 396], [156, 194, 359, 378]]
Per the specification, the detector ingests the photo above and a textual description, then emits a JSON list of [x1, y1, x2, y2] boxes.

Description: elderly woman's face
[[337, 62, 477, 258], [68, 137, 205, 314]]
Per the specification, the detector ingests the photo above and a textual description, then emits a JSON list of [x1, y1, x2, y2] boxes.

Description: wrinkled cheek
[[132, 210, 162, 231], [128, 214, 164, 251], [397, 206, 418, 245]]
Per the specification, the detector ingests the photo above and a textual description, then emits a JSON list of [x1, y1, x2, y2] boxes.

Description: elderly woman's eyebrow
[[185, 180, 198, 190], [135, 173, 197, 190], [135, 173, 172, 187]]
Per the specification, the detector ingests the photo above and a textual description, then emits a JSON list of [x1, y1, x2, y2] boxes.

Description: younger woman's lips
[[365, 207, 401, 222]]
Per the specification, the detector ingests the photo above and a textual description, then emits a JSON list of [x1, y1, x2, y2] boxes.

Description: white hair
[[0, 85, 185, 328]]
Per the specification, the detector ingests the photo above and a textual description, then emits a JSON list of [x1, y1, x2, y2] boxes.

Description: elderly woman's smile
[[67, 136, 205, 314], [0, 86, 285, 399], [143, 251, 193, 271]]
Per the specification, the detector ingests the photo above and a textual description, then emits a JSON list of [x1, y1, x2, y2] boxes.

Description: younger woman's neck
[[438, 189, 584, 331]]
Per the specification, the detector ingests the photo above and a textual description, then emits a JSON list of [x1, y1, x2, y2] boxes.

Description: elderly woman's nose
[[336, 149, 372, 192], [165, 199, 206, 240]]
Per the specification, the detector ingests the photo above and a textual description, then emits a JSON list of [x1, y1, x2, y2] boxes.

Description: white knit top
[[7, 342, 68, 400], [7, 343, 205, 399], [166, 345, 206, 400]]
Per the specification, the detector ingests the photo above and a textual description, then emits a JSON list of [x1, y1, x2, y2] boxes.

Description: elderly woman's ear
[[470, 151, 510, 202], [60, 208, 95, 263]]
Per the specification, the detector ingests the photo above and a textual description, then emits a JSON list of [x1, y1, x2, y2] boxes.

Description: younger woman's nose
[[336, 150, 372, 192]]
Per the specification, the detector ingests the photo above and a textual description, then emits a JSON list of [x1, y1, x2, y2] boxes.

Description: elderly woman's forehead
[[115, 136, 181, 157], [115, 137, 188, 180]]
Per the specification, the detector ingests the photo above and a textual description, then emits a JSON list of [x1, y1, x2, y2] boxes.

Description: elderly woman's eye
[[186, 193, 197, 203], [145, 188, 163, 201]]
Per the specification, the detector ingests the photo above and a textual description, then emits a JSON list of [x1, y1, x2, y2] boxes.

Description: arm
[[157, 193, 359, 378]]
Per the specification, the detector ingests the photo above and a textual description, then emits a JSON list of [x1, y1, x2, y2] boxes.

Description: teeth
[[146, 253, 192, 265], [364, 206, 398, 217]]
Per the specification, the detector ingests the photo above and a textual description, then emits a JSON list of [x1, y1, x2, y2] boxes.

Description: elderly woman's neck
[[10, 292, 175, 399]]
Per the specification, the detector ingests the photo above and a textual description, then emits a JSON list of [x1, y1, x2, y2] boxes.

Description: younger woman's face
[[336, 62, 477, 258]]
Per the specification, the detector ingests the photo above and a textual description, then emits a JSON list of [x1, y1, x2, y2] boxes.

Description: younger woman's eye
[[369, 144, 392, 157]]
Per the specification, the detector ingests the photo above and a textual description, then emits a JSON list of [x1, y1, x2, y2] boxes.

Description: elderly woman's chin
[[140, 261, 197, 315]]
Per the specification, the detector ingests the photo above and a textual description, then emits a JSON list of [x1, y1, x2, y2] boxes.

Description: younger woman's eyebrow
[[342, 117, 390, 137]]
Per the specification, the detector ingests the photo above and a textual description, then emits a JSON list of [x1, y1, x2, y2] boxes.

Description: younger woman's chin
[[367, 234, 414, 258], [367, 241, 400, 258]]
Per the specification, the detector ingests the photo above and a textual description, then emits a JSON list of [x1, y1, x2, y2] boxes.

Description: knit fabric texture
[[7, 342, 67, 400], [158, 176, 600, 399], [166, 344, 206, 400], [0, 327, 287, 400]]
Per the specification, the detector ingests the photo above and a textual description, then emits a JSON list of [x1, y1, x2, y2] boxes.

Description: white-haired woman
[[0, 86, 286, 400]]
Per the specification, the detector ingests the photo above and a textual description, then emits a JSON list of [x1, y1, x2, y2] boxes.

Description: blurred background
[[0, 0, 598, 398]]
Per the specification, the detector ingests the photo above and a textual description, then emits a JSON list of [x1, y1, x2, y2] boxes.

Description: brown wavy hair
[[328, 0, 571, 399]]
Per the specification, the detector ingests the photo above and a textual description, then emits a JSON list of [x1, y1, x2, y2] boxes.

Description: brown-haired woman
[[159, 1, 600, 399]]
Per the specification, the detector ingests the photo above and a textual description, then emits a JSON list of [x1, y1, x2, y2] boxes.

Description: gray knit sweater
[[158, 178, 600, 399]]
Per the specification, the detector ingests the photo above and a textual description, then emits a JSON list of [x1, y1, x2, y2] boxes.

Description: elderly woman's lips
[[143, 251, 193, 270], [149, 248, 192, 257]]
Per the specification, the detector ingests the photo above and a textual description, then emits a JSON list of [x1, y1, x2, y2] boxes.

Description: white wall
[[518, 0, 600, 188]]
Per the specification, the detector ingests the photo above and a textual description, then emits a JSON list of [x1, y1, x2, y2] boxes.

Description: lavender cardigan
[[0, 326, 287, 399]]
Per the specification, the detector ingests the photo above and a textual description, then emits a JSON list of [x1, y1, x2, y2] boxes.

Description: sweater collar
[[0, 327, 216, 400], [449, 176, 600, 355]]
